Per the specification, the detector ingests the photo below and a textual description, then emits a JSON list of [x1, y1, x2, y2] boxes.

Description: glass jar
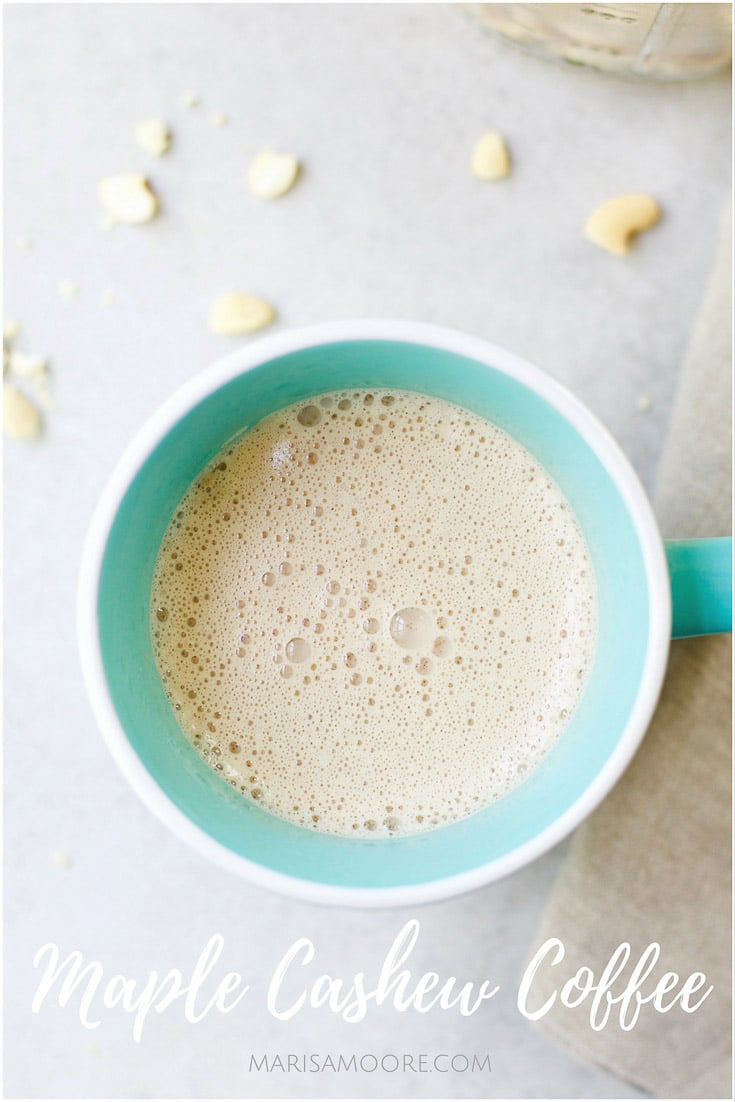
[[467, 3, 732, 80]]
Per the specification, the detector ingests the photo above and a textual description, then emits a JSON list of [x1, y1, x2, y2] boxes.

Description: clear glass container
[[467, 3, 732, 80]]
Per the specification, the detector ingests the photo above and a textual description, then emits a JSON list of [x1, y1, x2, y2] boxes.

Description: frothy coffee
[[151, 389, 596, 836]]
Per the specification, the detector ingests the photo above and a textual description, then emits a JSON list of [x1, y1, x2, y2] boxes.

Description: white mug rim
[[77, 319, 672, 907]]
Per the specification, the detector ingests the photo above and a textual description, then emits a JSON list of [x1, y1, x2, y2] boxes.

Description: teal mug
[[77, 321, 732, 906]]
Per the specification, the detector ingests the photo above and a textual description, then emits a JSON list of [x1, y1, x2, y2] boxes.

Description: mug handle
[[665, 537, 732, 638]]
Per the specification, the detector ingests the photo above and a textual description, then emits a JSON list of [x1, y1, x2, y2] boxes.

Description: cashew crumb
[[210, 113, 228, 128], [181, 91, 200, 108], [51, 850, 73, 869], [637, 394, 653, 413], [59, 280, 80, 301]]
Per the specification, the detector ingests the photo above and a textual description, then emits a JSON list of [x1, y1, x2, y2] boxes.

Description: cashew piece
[[247, 151, 300, 199], [8, 351, 48, 380], [97, 174, 160, 225], [134, 119, 172, 157], [584, 194, 661, 256], [3, 383, 42, 439], [471, 131, 511, 180], [209, 293, 276, 336]]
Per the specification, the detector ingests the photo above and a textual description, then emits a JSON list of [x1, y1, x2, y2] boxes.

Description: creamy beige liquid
[[151, 389, 596, 837]]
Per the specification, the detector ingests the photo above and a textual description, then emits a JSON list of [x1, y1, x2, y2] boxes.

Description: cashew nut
[[247, 151, 300, 199], [584, 194, 661, 256], [209, 293, 276, 336], [3, 383, 42, 439], [471, 131, 511, 180], [134, 119, 172, 157], [97, 174, 160, 225]]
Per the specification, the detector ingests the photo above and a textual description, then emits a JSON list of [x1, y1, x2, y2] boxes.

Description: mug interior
[[94, 337, 660, 895]]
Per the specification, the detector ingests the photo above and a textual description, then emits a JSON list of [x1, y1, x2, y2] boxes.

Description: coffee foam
[[151, 389, 597, 837]]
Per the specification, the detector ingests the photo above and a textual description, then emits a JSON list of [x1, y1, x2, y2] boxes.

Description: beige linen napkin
[[528, 211, 732, 1099]]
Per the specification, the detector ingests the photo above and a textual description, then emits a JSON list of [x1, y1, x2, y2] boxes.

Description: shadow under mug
[[77, 321, 732, 907]]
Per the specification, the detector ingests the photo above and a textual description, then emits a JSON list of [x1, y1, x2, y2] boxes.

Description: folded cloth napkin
[[527, 208, 732, 1099]]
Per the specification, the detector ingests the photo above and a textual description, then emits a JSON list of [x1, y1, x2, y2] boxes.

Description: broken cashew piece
[[97, 174, 160, 225], [209, 293, 276, 336], [8, 351, 48, 380], [471, 131, 511, 180], [134, 119, 172, 157], [3, 383, 42, 439], [584, 194, 661, 256], [247, 151, 300, 199], [3, 320, 20, 344]]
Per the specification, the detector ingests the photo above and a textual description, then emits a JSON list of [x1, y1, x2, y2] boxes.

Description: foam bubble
[[389, 607, 432, 650], [285, 637, 311, 663], [297, 405, 321, 427]]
